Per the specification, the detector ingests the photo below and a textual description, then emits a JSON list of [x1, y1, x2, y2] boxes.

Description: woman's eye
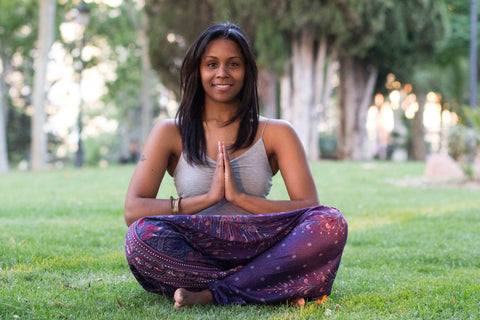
[[207, 62, 217, 68]]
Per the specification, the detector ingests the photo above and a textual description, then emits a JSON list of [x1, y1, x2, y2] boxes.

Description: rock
[[424, 154, 465, 182]]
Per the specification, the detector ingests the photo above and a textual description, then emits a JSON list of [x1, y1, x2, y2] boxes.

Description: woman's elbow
[[307, 198, 319, 208], [124, 210, 134, 227], [307, 191, 320, 207], [124, 198, 137, 227]]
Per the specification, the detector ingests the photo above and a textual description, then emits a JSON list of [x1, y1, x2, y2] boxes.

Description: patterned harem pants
[[125, 205, 348, 306]]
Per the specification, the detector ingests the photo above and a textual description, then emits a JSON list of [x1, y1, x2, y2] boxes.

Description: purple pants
[[125, 205, 347, 306]]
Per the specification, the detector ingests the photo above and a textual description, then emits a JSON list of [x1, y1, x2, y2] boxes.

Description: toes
[[173, 288, 186, 308], [288, 298, 305, 307]]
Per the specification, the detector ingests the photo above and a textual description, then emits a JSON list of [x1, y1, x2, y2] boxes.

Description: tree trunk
[[119, 107, 142, 163], [291, 28, 315, 159], [31, 0, 56, 170], [0, 51, 8, 172], [338, 56, 378, 160], [412, 92, 426, 160], [140, 14, 153, 147], [258, 68, 278, 118], [313, 37, 327, 112], [126, 0, 154, 148], [308, 37, 328, 161], [320, 48, 338, 120], [280, 61, 292, 122]]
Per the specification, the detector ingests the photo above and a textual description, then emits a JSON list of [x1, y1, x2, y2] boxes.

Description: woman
[[124, 22, 347, 308]]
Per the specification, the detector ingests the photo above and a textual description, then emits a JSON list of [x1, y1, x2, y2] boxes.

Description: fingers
[[220, 142, 230, 170], [216, 141, 225, 170], [208, 141, 225, 203], [216, 142, 225, 183], [220, 142, 240, 203]]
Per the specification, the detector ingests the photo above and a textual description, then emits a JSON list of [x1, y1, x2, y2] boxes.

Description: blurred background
[[0, 0, 478, 173]]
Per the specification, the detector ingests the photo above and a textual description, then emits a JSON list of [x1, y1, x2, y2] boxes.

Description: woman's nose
[[216, 64, 228, 77]]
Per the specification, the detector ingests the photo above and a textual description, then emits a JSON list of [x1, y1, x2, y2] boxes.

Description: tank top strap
[[261, 119, 268, 138]]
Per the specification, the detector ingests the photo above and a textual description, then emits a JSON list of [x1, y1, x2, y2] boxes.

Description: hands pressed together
[[208, 141, 242, 205]]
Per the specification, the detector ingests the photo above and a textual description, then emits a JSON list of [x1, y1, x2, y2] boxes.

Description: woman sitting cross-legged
[[124, 22, 348, 308]]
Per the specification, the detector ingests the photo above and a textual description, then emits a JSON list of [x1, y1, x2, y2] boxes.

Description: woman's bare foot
[[173, 288, 214, 308], [288, 298, 306, 307]]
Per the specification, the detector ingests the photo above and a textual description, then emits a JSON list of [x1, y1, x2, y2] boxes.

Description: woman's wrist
[[206, 189, 224, 205], [178, 193, 222, 215], [228, 191, 245, 208]]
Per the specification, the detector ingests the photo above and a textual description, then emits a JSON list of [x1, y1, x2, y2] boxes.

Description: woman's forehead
[[202, 38, 243, 59]]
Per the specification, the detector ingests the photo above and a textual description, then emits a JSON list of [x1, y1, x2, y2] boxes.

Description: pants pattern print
[[125, 205, 348, 306]]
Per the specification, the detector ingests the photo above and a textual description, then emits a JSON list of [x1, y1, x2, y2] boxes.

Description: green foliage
[[0, 0, 38, 57], [145, 0, 215, 94], [83, 132, 117, 167], [145, 0, 451, 91], [398, 0, 474, 107], [447, 124, 480, 160], [254, 17, 289, 75], [463, 106, 480, 132], [1, 163, 479, 319], [6, 105, 30, 165], [332, 0, 392, 58], [436, 0, 474, 64], [69, 1, 143, 116], [371, 0, 449, 83], [103, 51, 142, 119]]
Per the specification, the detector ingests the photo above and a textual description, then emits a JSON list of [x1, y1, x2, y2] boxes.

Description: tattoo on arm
[[139, 154, 146, 162]]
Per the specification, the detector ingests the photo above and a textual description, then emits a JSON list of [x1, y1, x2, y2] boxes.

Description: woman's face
[[200, 38, 245, 107]]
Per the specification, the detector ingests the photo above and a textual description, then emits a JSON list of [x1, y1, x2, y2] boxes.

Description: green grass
[[1, 162, 479, 319]]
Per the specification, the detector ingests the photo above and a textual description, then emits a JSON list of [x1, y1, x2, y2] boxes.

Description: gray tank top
[[173, 122, 272, 215]]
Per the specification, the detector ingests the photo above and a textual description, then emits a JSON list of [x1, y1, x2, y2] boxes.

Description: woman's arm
[[224, 119, 319, 214], [124, 121, 225, 226]]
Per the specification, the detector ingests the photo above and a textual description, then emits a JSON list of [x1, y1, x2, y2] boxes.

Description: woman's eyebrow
[[204, 55, 242, 60]]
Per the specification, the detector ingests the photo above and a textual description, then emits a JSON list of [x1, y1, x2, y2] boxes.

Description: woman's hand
[[207, 141, 226, 203], [221, 142, 242, 204]]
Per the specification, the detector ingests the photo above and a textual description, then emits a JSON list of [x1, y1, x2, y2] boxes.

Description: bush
[[318, 134, 338, 159], [84, 132, 118, 166], [448, 124, 480, 160]]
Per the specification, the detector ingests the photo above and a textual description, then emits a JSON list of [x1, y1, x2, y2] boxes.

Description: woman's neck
[[203, 100, 240, 125]]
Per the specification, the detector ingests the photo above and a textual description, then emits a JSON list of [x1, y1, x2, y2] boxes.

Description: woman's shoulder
[[261, 117, 301, 152], [261, 117, 297, 137], [147, 119, 182, 152], [154, 118, 178, 128], [151, 119, 180, 136]]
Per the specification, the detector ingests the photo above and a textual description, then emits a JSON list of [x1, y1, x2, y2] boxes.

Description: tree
[[431, 0, 475, 107], [0, 0, 39, 171], [331, 0, 449, 160], [117, 0, 155, 149], [144, 0, 451, 162], [63, 0, 152, 164], [375, 0, 469, 160], [258, 0, 343, 160], [31, 0, 56, 170], [0, 50, 7, 172]]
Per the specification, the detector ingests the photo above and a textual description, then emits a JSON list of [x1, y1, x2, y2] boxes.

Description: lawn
[[1, 161, 479, 319]]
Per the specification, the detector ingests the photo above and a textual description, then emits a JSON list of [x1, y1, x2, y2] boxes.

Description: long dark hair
[[176, 22, 259, 165]]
